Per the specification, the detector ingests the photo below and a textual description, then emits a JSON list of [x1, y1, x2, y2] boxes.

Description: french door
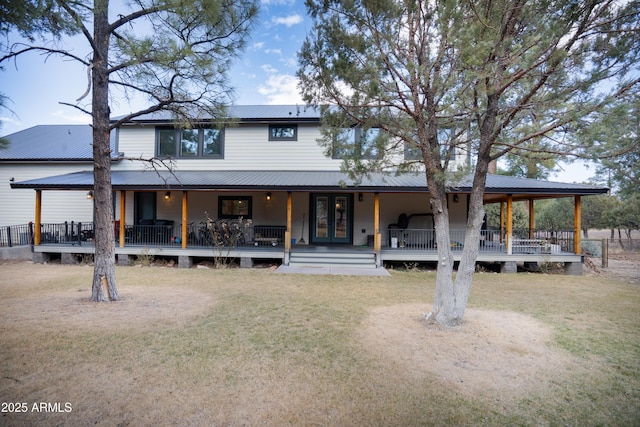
[[311, 194, 353, 244]]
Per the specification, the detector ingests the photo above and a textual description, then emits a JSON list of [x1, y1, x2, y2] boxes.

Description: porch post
[[574, 195, 581, 254], [119, 191, 126, 247], [506, 194, 513, 254], [499, 201, 505, 243], [528, 198, 535, 239], [34, 189, 42, 245], [374, 192, 381, 267], [285, 192, 292, 264], [182, 191, 188, 249]]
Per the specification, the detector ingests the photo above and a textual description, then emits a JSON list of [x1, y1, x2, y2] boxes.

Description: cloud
[[252, 42, 265, 50], [261, 0, 296, 5], [261, 64, 278, 74], [257, 74, 304, 105], [272, 14, 303, 27], [0, 116, 22, 127]]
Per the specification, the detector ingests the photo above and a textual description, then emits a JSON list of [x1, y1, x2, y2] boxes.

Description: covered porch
[[13, 170, 604, 274]]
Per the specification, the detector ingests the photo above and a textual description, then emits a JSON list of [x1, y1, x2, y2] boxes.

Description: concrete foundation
[[61, 253, 79, 265], [178, 255, 193, 268], [500, 261, 518, 274], [0, 246, 32, 260], [564, 261, 583, 276], [32, 252, 51, 264], [117, 254, 132, 266], [240, 257, 254, 268]]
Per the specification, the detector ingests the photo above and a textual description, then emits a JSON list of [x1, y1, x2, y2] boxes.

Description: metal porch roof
[[10, 170, 609, 197]]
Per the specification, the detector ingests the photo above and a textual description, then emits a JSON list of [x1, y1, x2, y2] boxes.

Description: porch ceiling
[[11, 170, 608, 197]]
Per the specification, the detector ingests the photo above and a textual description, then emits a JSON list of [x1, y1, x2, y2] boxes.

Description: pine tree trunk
[[427, 150, 491, 326], [91, 0, 119, 302]]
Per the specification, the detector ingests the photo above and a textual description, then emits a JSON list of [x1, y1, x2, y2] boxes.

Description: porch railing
[[31, 222, 575, 254], [38, 222, 95, 246], [382, 228, 575, 254], [116, 222, 287, 248], [0, 224, 33, 247]]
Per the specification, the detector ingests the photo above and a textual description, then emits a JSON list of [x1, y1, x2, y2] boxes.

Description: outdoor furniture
[[388, 213, 434, 248], [512, 239, 547, 254], [251, 225, 286, 246]]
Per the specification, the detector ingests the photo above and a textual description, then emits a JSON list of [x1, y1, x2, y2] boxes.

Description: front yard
[[0, 261, 638, 425]]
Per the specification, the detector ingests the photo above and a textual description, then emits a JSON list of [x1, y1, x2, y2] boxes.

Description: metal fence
[[382, 228, 575, 254], [0, 224, 32, 247]]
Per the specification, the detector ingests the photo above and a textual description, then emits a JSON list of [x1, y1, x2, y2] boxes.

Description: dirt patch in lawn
[[1, 279, 216, 333], [357, 304, 583, 405]]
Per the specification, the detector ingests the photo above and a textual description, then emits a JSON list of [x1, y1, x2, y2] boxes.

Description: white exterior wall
[[3, 120, 470, 237], [114, 123, 343, 172], [0, 163, 94, 225]]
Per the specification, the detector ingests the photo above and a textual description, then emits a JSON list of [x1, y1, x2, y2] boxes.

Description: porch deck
[[27, 223, 583, 273]]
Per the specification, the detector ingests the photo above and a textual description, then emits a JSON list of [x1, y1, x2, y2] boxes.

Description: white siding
[[115, 124, 343, 172], [1, 163, 94, 225]]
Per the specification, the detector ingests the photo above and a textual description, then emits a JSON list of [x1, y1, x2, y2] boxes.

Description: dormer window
[[269, 124, 297, 141], [156, 127, 224, 158]]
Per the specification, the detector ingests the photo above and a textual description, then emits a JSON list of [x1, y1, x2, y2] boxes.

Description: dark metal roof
[[0, 125, 119, 162], [10, 170, 609, 196], [115, 105, 322, 124]]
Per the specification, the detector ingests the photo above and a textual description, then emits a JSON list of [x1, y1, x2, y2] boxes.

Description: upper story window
[[403, 128, 456, 161], [404, 142, 421, 161], [156, 127, 224, 158], [332, 127, 382, 160], [269, 124, 297, 141]]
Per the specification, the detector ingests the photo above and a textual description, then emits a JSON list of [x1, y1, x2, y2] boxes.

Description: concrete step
[[289, 250, 376, 268]]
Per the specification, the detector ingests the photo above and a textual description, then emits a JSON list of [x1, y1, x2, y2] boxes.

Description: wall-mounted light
[[453, 194, 459, 203], [358, 192, 363, 202], [86, 191, 94, 200], [266, 192, 272, 202], [164, 191, 171, 201]]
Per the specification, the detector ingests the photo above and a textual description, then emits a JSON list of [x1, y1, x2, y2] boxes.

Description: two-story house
[[5, 105, 608, 273]]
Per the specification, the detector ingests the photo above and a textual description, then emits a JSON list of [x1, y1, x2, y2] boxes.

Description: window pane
[[334, 196, 348, 238], [404, 142, 421, 160], [158, 129, 176, 157], [203, 128, 222, 156], [181, 129, 199, 157], [269, 125, 297, 140], [332, 128, 354, 159], [219, 196, 252, 219], [315, 196, 328, 238], [359, 128, 380, 159]]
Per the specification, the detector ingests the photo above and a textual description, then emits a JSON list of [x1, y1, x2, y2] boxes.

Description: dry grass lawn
[[0, 259, 638, 426]]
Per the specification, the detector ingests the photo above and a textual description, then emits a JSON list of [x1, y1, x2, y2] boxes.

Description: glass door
[[311, 194, 353, 244]]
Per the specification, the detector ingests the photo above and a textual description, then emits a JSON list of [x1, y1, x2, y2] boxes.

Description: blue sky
[[0, 0, 593, 183], [0, 0, 309, 135]]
